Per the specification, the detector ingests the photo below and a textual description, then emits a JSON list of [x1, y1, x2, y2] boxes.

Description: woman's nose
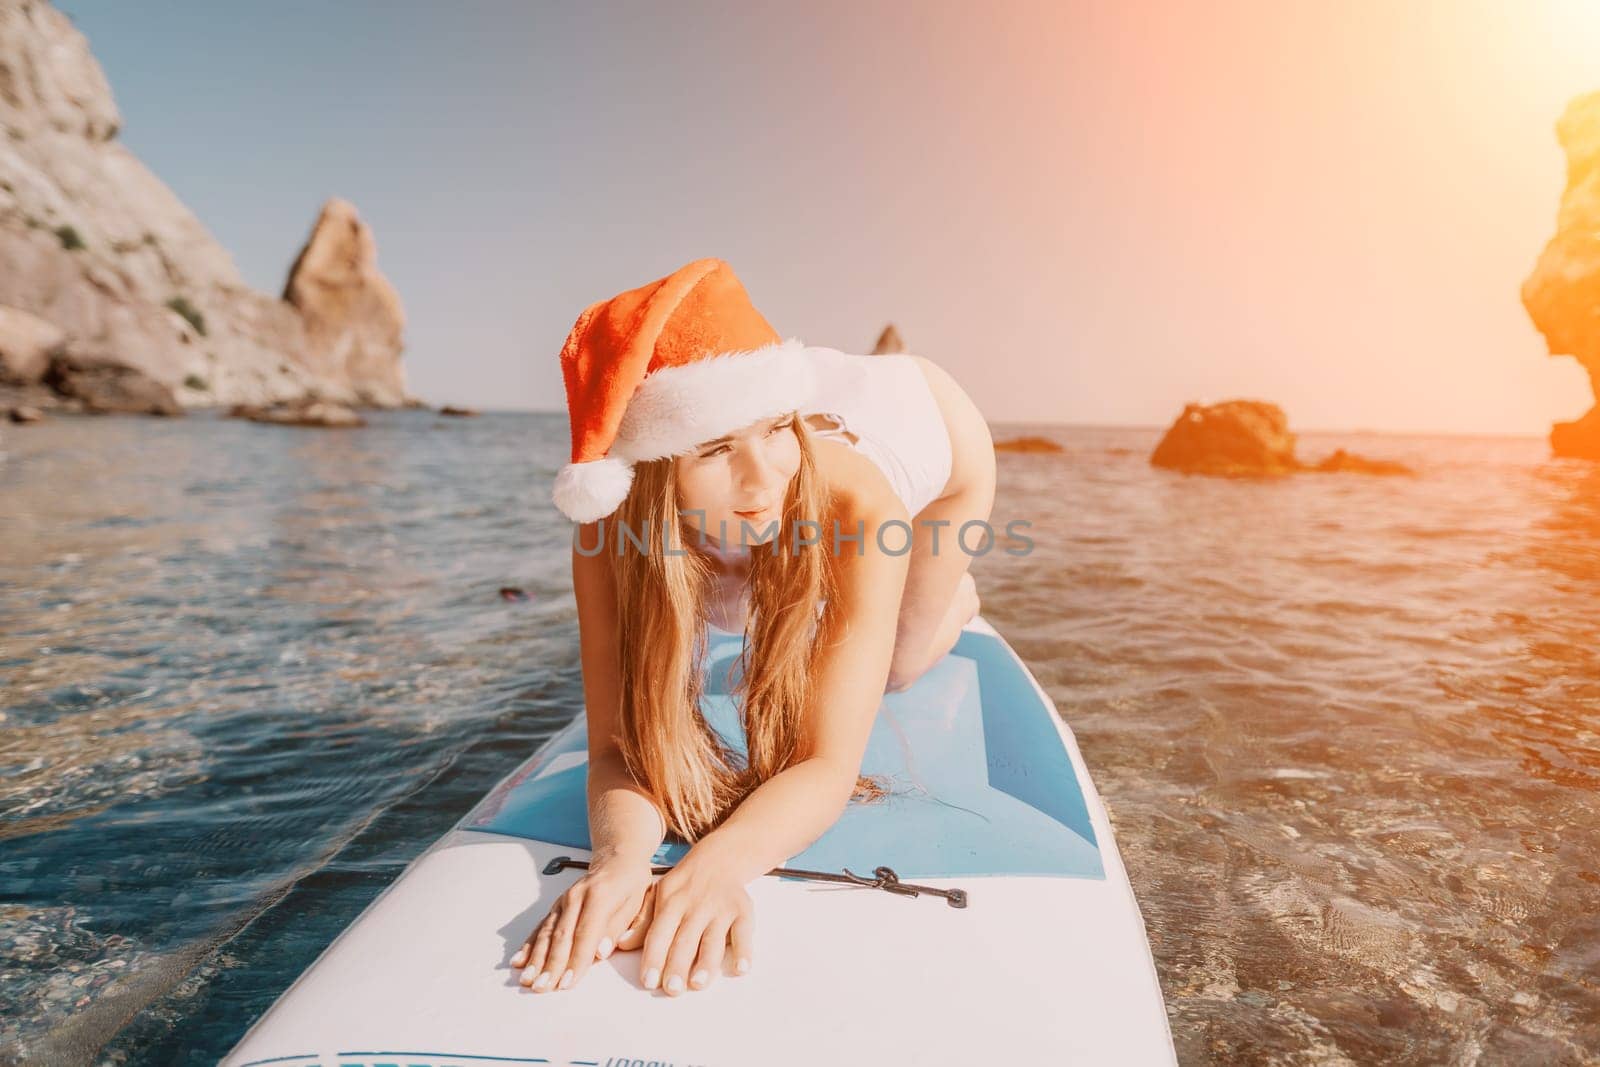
[[732, 446, 778, 494]]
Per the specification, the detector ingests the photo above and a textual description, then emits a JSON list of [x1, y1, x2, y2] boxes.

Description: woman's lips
[[734, 505, 771, 519]]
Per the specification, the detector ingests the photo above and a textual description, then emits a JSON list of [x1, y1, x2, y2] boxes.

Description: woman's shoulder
[[808, 435, 911, 528]]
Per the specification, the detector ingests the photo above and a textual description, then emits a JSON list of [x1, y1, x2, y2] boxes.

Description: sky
[[52, 0, 1600, 435]]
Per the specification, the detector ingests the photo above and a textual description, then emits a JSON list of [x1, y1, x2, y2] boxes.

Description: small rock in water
[[230, 399, 366, 428], [993, 435, 1064, 454], [1308, 448, 1413, 476]]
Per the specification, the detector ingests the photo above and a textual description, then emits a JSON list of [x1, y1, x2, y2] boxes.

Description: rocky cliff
[[0, 0, 413, 411], [1522, 90, 1600, 460]]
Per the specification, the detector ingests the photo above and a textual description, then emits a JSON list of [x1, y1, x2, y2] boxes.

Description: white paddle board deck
[[223, 615, 1176, 1066]]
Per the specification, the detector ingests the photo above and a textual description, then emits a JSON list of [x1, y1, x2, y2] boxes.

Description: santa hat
[[551, 258, 817, 523]]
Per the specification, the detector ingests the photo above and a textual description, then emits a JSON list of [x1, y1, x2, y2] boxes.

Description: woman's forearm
[[587, 748, 667, 866], [691, 757, 853, 884]]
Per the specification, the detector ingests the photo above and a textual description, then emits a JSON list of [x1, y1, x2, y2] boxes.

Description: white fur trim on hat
[[609, 337, 816, 462], [552, 455, 635, 523]]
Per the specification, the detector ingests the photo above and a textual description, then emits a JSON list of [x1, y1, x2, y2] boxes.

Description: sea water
[[1, 410, 1596, 1063]]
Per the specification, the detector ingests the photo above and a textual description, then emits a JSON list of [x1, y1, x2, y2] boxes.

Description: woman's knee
[[885, 655, 932, 693], [885, 628, 957, 692], [956, 570, 978, 614], [885, 573, 979, 691], [886, 632, 938, 691]]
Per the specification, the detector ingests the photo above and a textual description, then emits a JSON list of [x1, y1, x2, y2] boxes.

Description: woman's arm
[[587, 749, 666, 864], [703, 500, 912, 874], [512, 523, 668, 995], [677, 756, 857, 882], [634, 502, 912, 993]]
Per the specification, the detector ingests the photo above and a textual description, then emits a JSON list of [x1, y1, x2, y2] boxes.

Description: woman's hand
[[511, 854, 655, 993], [635, 837, 756, 996]]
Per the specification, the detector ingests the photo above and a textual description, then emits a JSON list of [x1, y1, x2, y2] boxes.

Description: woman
[[511, 258, 996, 998]]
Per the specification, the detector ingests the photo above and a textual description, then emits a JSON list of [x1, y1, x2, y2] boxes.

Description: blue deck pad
[[462, 628, 1104, 881]]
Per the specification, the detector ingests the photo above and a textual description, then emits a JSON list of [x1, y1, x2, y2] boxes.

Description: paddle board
[[222, 614, 1177, 1065]]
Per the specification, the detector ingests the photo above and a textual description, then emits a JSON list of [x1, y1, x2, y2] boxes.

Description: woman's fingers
[[615, 881, 655, 951], [516, 908, 557, 989], [728, 906, 754, 977], [689, 915, 734, 990], [511, 861, 659, 994], [521, 876, 746, 996], [615, 915, 645, 950], [659, 909, 709, 997], [562, 890, 627, 991], [637, 895, 685, 993], [530, 886, 585, 993]]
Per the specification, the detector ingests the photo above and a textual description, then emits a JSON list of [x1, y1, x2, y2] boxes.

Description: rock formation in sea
[[1150, 400, 1412, 476], [870, 324, 905, 355], [0, 0, 417, 416], [1522, 90, 1600, 460], [1151, 400, 1300, 475], [993, 435, 1065, 453], [281, 198, 408, 407]]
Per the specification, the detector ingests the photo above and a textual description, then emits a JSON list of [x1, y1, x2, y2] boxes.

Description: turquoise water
[[2, 411, 1598, 1063]]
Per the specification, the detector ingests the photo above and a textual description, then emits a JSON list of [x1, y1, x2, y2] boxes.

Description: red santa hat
[[551, 258, 818, 523]]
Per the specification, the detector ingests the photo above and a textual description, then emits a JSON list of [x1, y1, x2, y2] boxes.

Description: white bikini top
[[798, 347, 954, 519]]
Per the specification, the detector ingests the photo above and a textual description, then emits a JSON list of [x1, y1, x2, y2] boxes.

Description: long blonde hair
[[605, 412, 890, 843]]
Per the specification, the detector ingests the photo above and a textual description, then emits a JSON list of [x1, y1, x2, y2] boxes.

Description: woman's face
[[674, 411, 801, 547]]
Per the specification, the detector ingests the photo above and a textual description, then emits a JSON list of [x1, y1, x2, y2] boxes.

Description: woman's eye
[[701, 420, 791, 457]]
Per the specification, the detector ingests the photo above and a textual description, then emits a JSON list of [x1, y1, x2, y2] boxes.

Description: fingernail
[[643, 966, 660, 990], [736, 957, 750, 974], [520, 966, 537, 985], [558, 969, 573, 990], [690, 969, 707, 988], [533, 971, 552, 990], [597, 937, 614, 958], [666, 974, 684, 993]]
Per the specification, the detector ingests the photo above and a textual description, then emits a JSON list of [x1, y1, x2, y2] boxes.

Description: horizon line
[[402, 407, 1551, 441]]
